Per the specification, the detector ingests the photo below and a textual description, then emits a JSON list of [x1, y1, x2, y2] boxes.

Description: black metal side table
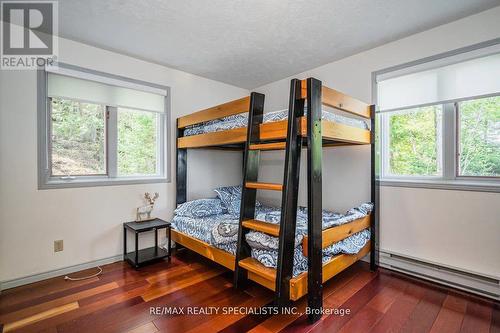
[[123, 218, 171, 269]]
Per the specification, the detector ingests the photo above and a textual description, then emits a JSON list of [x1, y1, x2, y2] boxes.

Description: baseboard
[[0, 255, 123, 291], [380, 250, 500, 301]]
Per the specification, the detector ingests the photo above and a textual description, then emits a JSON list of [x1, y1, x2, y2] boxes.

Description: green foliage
[[51, 98, 106, 175], [117, 109, 157, 175], [459, 96, 500, 177], [387, 96, 500, 178], [389, 106, 441, 176], [50, 98, 157, 176]]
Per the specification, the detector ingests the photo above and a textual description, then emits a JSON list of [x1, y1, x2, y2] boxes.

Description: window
[[376, 43, 500, 190], [457, 96, 500, 177], [117, 108, 159, 176], [50, 98, 107, 176], [385, 105, 442, 177], [39, 63, 170, 188]]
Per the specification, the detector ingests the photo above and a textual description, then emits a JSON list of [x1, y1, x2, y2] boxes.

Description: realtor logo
[[1, 1, 58, 69]]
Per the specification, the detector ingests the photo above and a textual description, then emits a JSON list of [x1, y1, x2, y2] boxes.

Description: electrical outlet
[[54, 240, 64, 252]]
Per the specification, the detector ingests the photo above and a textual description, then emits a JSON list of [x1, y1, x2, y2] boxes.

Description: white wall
[[0, 38, 247, 282], [254, 7, 500, 278]]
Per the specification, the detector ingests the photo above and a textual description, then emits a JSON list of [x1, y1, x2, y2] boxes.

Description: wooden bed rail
[[177, 96, 251, 128], [302, 215, 371, 257], [300, 79, 371, 119]]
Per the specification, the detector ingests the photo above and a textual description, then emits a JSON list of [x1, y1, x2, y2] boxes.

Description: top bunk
[[177, 79, 374, 149]]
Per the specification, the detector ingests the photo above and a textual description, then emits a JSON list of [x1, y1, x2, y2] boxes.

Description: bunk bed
[[174, 78, 378, 323]]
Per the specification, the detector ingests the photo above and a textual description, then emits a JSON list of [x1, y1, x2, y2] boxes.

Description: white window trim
[[37, 63, 171, 189], [372, 38, 500, 193]]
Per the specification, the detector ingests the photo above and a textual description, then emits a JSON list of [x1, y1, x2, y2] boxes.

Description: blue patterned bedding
[[183, 108, 368, 136], [172, 203, 372, 276]]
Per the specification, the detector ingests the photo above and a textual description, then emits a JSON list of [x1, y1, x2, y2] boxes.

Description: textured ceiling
[[57, 0, 499, 89]]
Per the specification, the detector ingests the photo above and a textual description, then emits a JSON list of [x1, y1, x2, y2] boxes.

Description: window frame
[[38, 63, 171, 189], [373, 39, 500, 193]]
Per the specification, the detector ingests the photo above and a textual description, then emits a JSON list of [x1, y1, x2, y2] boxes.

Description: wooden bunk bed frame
[[177, 83, 371, 149], [174, 77, 379, 323]]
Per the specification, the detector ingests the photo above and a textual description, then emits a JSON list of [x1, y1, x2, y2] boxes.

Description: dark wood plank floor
[[0, 249, 498, 333]]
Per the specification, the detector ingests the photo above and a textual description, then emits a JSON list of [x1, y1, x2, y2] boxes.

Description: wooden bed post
[[176, 119, 187, 206], [275, 78, 305, 307], [370, 104, 379, 271], [234, 92, 265, 288], [307, 77, 323, 323]]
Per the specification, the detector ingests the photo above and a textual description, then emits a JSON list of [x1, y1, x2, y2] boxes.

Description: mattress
[[183, 108, 368, 137], [172, 203, 372, 276]]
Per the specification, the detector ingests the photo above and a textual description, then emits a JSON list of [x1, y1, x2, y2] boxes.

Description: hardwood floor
[[0, 250, 498, 333]]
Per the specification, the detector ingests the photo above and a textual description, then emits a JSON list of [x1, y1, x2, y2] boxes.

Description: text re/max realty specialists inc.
[[150, 306, 351, 316]]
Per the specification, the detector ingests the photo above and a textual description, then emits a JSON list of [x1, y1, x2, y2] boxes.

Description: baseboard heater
[[379, 250, 500, 301]]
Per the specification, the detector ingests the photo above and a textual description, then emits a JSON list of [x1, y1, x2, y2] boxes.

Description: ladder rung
[[245, 182, 283, 191], [242, 219, 280, 236], [249, 142, 286, 151], [238, 257, 276, 280]]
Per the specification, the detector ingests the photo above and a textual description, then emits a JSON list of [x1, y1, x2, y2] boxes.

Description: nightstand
[[123, 219, 171, 269]]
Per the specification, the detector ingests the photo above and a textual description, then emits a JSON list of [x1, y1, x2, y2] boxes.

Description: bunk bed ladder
[[234, 79, 305, 311], [274, 78, 305, 307], [234, 79, 324, 322], [234, 92, 266, 288]]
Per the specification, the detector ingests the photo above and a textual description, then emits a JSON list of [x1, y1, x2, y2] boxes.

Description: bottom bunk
[[171, 187, 372, 301], [172, 229, 370, 301]]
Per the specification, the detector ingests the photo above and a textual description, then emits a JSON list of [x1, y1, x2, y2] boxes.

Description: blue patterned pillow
[[214, 185, 261, 216], [174, 198, 225, 218]]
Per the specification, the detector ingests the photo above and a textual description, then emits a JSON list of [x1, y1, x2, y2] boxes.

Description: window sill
[[380, 179, 500, 193], [39, 176, 169, 190]]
